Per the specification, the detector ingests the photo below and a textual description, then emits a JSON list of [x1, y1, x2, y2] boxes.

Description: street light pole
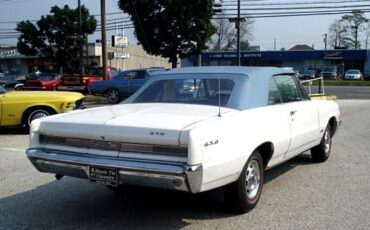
[[236, 0, 241, 66], [78, 0, 84, 74], [100, 0, 107, 80]]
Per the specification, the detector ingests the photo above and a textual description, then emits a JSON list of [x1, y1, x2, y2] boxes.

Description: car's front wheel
[[106, 88, 121, 104], [14, 85, 23, 91], [23, 108, 53, 129], [224, 150, 264, 213], [311, 125, 332, 162]]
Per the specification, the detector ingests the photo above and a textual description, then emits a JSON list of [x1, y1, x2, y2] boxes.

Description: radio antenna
[[218, 76, 221, 117]]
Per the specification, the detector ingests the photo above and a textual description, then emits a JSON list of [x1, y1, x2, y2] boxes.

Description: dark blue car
[[89, 68, 165, 103], [0, 74, 25, 89]]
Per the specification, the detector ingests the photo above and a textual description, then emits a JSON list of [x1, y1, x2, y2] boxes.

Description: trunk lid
[[38, 103, 236, 146]]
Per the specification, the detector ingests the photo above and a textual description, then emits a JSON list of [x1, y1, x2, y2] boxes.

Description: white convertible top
[[161, 66, 294, 79]]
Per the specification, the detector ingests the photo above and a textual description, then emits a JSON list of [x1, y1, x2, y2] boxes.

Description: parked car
[[58, 66, 118, 93], [0, 85, 84, 129], [15, 74, 62, 91], [0, 73, 25, 88], [343, 69, 363, 80], [26, 66, 340, 213], [365, 71, 370, 80], [320, 66, 339, 79], [90, 67, 165, 103], [300, 69, 316, 79]]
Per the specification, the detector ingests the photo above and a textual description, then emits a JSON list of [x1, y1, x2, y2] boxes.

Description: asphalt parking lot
[[0, 99, 369, 230]]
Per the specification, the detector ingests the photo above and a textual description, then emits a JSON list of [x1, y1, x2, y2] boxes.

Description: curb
[[310, 95, 337, 100]]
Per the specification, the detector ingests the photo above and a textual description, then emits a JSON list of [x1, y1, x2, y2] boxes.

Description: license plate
[[89, 166, 118, 186]]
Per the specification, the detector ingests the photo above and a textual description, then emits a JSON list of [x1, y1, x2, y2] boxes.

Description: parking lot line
[[0, 147, 26, 152]]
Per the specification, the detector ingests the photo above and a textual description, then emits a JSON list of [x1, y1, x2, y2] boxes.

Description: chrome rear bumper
[[26, 148, 202, 193]]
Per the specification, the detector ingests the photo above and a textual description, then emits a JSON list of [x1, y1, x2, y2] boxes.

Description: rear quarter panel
[[311, 100, 340, 133], [182, 105, 291, 192]]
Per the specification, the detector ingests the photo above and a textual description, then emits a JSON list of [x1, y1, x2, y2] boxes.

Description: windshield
[[38, 76, 53, 81], [131, 78, 235, 107], [147, 69, 165, 75], [2, 75, 16, 81], [86, 68, 103, 76], [323, 67, 336, 72], [303, 70, 315, 74], [346, 70, 360, 74]]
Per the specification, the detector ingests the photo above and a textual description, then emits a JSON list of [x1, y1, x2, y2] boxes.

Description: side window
[[131, 71, 146, 79], [110, 69, 118, 77], [122, 71, 137, 79], [294, 77, 310, 100], [268, 78, 282, 105], [274, 75, 301, 103]]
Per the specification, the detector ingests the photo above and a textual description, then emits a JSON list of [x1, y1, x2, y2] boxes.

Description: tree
[[209, 15, 254, 51], [328, 19, 347, 49], [16, 5, 97, 73], [119, 0, 216, 68], [340, 10, 369, 49]]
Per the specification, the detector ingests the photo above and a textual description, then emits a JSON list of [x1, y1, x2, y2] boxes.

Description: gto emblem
[[150, 131, 165, 136], [204, 140, 219, 147]]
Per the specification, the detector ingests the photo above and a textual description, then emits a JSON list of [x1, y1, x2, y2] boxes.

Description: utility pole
[[229, 0, 243, 65], [78, 0, 84, 74], [324, 33, 328, 50], [236, 0, 241, 66], [274, 38, 276, 51], [355, 26, 358, 49], [100, 0, 107, 80]]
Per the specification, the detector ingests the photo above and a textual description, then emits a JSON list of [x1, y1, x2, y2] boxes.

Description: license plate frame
[[89, 166, 118, 186]]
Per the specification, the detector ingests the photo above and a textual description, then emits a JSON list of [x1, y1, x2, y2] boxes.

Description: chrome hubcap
[[245, 159, 261, 200], [108, 89, 119, 102], [29, 111, 49, 125], [324, 129, 331, 154]]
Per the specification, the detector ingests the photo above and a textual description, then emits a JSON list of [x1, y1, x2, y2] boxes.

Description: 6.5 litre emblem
[[204, 140, 219, 147], [150, 131, 165, 136]]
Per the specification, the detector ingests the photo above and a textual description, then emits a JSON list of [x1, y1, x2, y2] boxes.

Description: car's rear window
[[132, 78, 235, 107]]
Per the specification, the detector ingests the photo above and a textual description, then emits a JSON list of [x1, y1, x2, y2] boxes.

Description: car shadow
[[0, 126, 28, 135], [0, 153, 318, 228], [264, 152, 315, 184], [0, 178, 232, 229]]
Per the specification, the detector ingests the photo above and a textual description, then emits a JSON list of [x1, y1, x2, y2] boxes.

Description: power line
[[219, 0, 370, 6], [213, 9, 370, 19], [222, 4, 370, 11]]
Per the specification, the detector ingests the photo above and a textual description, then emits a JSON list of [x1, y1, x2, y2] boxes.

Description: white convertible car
[[26, 66, 340, 213]]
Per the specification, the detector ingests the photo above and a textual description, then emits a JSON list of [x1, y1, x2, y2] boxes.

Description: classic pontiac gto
[[0, 85, 84, 128], [26, 67, 340, 212]]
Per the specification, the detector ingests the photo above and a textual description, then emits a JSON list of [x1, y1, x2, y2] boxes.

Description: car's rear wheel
[[224, 150, 264, 213], [107, 88, 121, 104], [311, 125, 332, 162]]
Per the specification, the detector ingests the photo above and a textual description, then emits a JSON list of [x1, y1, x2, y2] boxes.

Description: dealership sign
[[111, 35, 128, 48], [0, 49, 21, 58], [207, 52, 263, 59]]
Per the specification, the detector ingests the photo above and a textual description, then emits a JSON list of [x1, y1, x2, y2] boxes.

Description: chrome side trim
[[26, 148, 202, 193]]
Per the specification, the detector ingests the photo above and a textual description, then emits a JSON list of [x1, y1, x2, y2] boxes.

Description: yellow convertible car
[[0, 85, 84, 128]]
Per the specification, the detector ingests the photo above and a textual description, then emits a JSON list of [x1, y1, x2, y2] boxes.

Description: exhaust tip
[[55, 174, 64, 181]]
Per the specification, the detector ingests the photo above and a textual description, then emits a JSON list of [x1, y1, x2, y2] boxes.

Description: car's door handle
[[290, 110, 297, 116]]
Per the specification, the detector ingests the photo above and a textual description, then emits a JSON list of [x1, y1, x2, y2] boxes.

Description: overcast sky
[[1, 0, 370, 51]]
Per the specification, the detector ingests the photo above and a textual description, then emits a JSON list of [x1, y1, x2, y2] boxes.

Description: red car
[[58, 66, 118, 93], [16, 74, 61, 91]]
